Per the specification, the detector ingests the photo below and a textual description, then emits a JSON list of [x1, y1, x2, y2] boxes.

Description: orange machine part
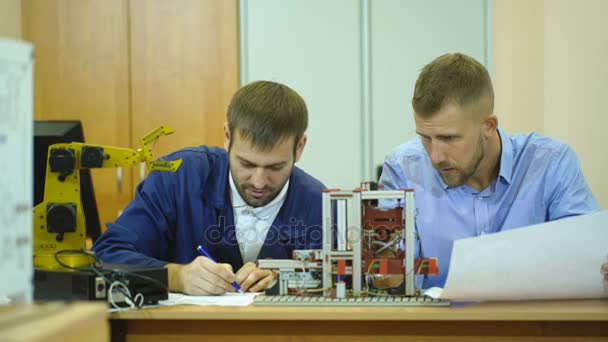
[[337, 259, 346, 275]]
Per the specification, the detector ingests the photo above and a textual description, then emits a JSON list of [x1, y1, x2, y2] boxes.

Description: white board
[[0, 39, 34, 304]]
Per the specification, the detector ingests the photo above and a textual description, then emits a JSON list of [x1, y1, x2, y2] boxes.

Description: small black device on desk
[[34, 263, 168, 306]]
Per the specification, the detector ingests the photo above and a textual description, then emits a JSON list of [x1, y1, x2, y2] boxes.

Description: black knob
[[81, 146, 105, 168], [46, 202, 77, 234], [370, 182, 378, 190], [49, 148, 75, 174]]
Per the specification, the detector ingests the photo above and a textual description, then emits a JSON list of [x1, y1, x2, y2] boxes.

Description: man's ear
[[483, 114, 498, 137], [294, 134, 307, 163], [223, 122, 230, 151]]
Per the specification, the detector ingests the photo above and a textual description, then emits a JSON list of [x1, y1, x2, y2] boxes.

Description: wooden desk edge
[[110, 299, 608, 322]]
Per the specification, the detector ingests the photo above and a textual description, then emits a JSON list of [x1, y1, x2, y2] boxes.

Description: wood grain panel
[[112, 299, 608, 321], [110, 300, 608, 342], [0, 302, 108, 341], [129, 0, 239, 162], [22, 0, 133, 232]]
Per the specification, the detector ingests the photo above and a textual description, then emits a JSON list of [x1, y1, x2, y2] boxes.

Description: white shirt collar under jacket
[[229, 170, 289, 264]]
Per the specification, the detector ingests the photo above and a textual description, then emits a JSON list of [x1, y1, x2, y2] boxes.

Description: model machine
[[254, 183, 449, 306]]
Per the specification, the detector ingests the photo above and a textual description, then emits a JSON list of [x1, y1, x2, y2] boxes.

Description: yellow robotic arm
[[33, 125, 182, 269]]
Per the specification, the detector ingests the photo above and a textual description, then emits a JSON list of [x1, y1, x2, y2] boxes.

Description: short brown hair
[[412, 53, 494, 118], [227, 80, 308, 152]]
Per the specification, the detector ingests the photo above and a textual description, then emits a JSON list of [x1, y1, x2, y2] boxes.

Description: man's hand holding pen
[[166, 256, 238, 295]]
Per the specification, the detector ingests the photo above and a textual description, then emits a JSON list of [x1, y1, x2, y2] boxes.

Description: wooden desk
[[110, 299, 608, 341], [0, 302, 108, 341]]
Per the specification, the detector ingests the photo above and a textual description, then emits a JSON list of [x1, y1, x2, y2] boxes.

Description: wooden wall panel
[[22, 0, 239, 235], [22, 0, 133, 232], [129, 0, 239, 161]]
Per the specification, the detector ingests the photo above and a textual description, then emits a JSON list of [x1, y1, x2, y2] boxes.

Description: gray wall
[[240, 0, 490, 189]]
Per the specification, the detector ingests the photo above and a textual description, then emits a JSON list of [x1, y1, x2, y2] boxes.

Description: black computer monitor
[[34, 120, 102, 242]]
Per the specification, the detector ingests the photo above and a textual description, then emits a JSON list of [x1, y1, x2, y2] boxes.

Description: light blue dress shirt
[[379, 128, 600, 288]]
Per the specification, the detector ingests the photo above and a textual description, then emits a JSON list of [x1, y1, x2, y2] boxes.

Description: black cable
[[53, 249, 138, 307], [55, 249, 170, 307], [113, 270, 169, 292]]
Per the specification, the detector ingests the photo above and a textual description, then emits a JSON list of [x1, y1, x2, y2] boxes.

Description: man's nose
[[429, 143, 447, 165], [250, 168, 268, 189]]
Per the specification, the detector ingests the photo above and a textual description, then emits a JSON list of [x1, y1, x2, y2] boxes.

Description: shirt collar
[[229, 170, 290, 221], [496, 127, 513, 185]]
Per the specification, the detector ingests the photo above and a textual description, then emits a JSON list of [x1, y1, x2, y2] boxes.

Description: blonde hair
[[412, 53, 494, 118]]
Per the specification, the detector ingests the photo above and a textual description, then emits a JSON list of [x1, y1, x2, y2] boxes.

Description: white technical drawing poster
[[425, 211, 608, 301], [0, 39, 34, 304]]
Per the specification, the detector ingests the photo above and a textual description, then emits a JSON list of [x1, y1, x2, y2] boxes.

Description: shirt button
[[243, 209, 253, 216]]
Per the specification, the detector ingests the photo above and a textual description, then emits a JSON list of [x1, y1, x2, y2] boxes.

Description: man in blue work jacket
[[93, 81, 325, 295], [379, 53, 606, 289]]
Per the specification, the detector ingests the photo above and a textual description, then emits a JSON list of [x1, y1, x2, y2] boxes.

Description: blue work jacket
[[92, 146, 325, 271]]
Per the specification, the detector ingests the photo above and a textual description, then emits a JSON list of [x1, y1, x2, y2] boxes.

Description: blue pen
[[196, 245, 244, 293]]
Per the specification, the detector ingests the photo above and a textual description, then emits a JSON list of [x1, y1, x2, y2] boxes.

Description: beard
[[435, 133, 485, 188], [236, 177, 288, 208]]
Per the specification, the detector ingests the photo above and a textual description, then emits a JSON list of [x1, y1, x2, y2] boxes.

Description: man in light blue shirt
[[379, 53, 603, 288]]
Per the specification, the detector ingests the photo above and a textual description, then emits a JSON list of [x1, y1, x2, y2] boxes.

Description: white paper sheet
[[0, 39, 34, 304], [425, 210, 608, 301], [159, 292, 259, 306]]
